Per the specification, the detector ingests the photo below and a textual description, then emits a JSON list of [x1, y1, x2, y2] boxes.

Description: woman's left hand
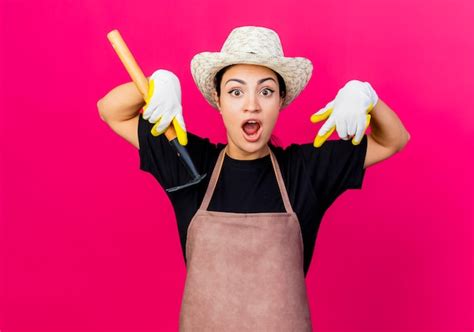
[[310, 80, 379, 147]]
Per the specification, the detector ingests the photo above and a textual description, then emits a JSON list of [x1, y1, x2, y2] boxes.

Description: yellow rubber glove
[[143, 69, 188, 146], [310, 80, 378, 148]]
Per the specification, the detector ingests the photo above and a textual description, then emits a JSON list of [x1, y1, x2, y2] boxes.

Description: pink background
[[1, 0, 472, 331]]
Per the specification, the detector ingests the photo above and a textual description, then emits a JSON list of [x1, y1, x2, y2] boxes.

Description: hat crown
[[221, 26, 284, 57]]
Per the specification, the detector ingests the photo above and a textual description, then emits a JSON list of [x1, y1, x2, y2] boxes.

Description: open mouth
[[241, 119, 263, 142]]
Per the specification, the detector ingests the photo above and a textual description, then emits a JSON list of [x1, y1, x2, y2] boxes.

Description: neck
[[225, 144, 270, 160]]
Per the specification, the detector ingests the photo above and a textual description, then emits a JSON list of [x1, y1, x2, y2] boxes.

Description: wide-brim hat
[[190, 26, 313, 110]]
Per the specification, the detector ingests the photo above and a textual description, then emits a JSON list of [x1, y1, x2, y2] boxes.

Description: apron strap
[[199, 146, 294, 214], [269, 149, 294, 214], [199, 147, 227, 211]]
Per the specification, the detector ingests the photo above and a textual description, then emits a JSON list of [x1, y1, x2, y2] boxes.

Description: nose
[[245, 92, 261, 113]]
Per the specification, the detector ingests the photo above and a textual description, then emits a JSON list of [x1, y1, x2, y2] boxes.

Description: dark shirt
[[138, 116, 368, 276]]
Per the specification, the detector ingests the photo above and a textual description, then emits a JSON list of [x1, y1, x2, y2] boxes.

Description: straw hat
[[190, 26, 313, 110]]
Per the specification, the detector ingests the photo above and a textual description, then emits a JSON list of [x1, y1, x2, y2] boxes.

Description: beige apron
[[179, 147, 312, 331]]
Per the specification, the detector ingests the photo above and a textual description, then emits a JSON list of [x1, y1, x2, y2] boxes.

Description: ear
[[212, 91, 222, 113]]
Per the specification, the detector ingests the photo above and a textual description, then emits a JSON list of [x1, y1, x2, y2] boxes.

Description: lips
[[241, 119, 263, 142]]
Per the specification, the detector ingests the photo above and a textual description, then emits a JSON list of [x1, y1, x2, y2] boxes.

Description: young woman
[[98, 26, 410, 331]]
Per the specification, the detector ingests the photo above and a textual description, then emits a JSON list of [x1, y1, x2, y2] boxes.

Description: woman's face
[[213, 64, 284, 160]]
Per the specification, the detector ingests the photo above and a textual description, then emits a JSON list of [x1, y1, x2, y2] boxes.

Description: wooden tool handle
[[107, 29, 176, 140]]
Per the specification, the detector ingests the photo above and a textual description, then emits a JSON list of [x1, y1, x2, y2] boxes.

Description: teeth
[[247, 120, 257, 124]]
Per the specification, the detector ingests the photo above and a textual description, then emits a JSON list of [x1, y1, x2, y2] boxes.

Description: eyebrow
[[224, 77, 277, 86]]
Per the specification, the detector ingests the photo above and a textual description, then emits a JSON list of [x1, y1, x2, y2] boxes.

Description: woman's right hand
[[143, 69, 188, 146]]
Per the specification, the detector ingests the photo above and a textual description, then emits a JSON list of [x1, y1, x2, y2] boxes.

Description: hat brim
[[191, 51, 313, 109]]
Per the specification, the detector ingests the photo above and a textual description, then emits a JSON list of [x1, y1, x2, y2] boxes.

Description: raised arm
[[97, 81, 145, 149], [97, 70, 188, 149], [310, 80, 410, 169], [365, 98, 410, 168]]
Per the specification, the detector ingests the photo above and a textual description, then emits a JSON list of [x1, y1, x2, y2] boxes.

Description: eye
[[261, 88, 275, 96], [228, 89, 242, 97]]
